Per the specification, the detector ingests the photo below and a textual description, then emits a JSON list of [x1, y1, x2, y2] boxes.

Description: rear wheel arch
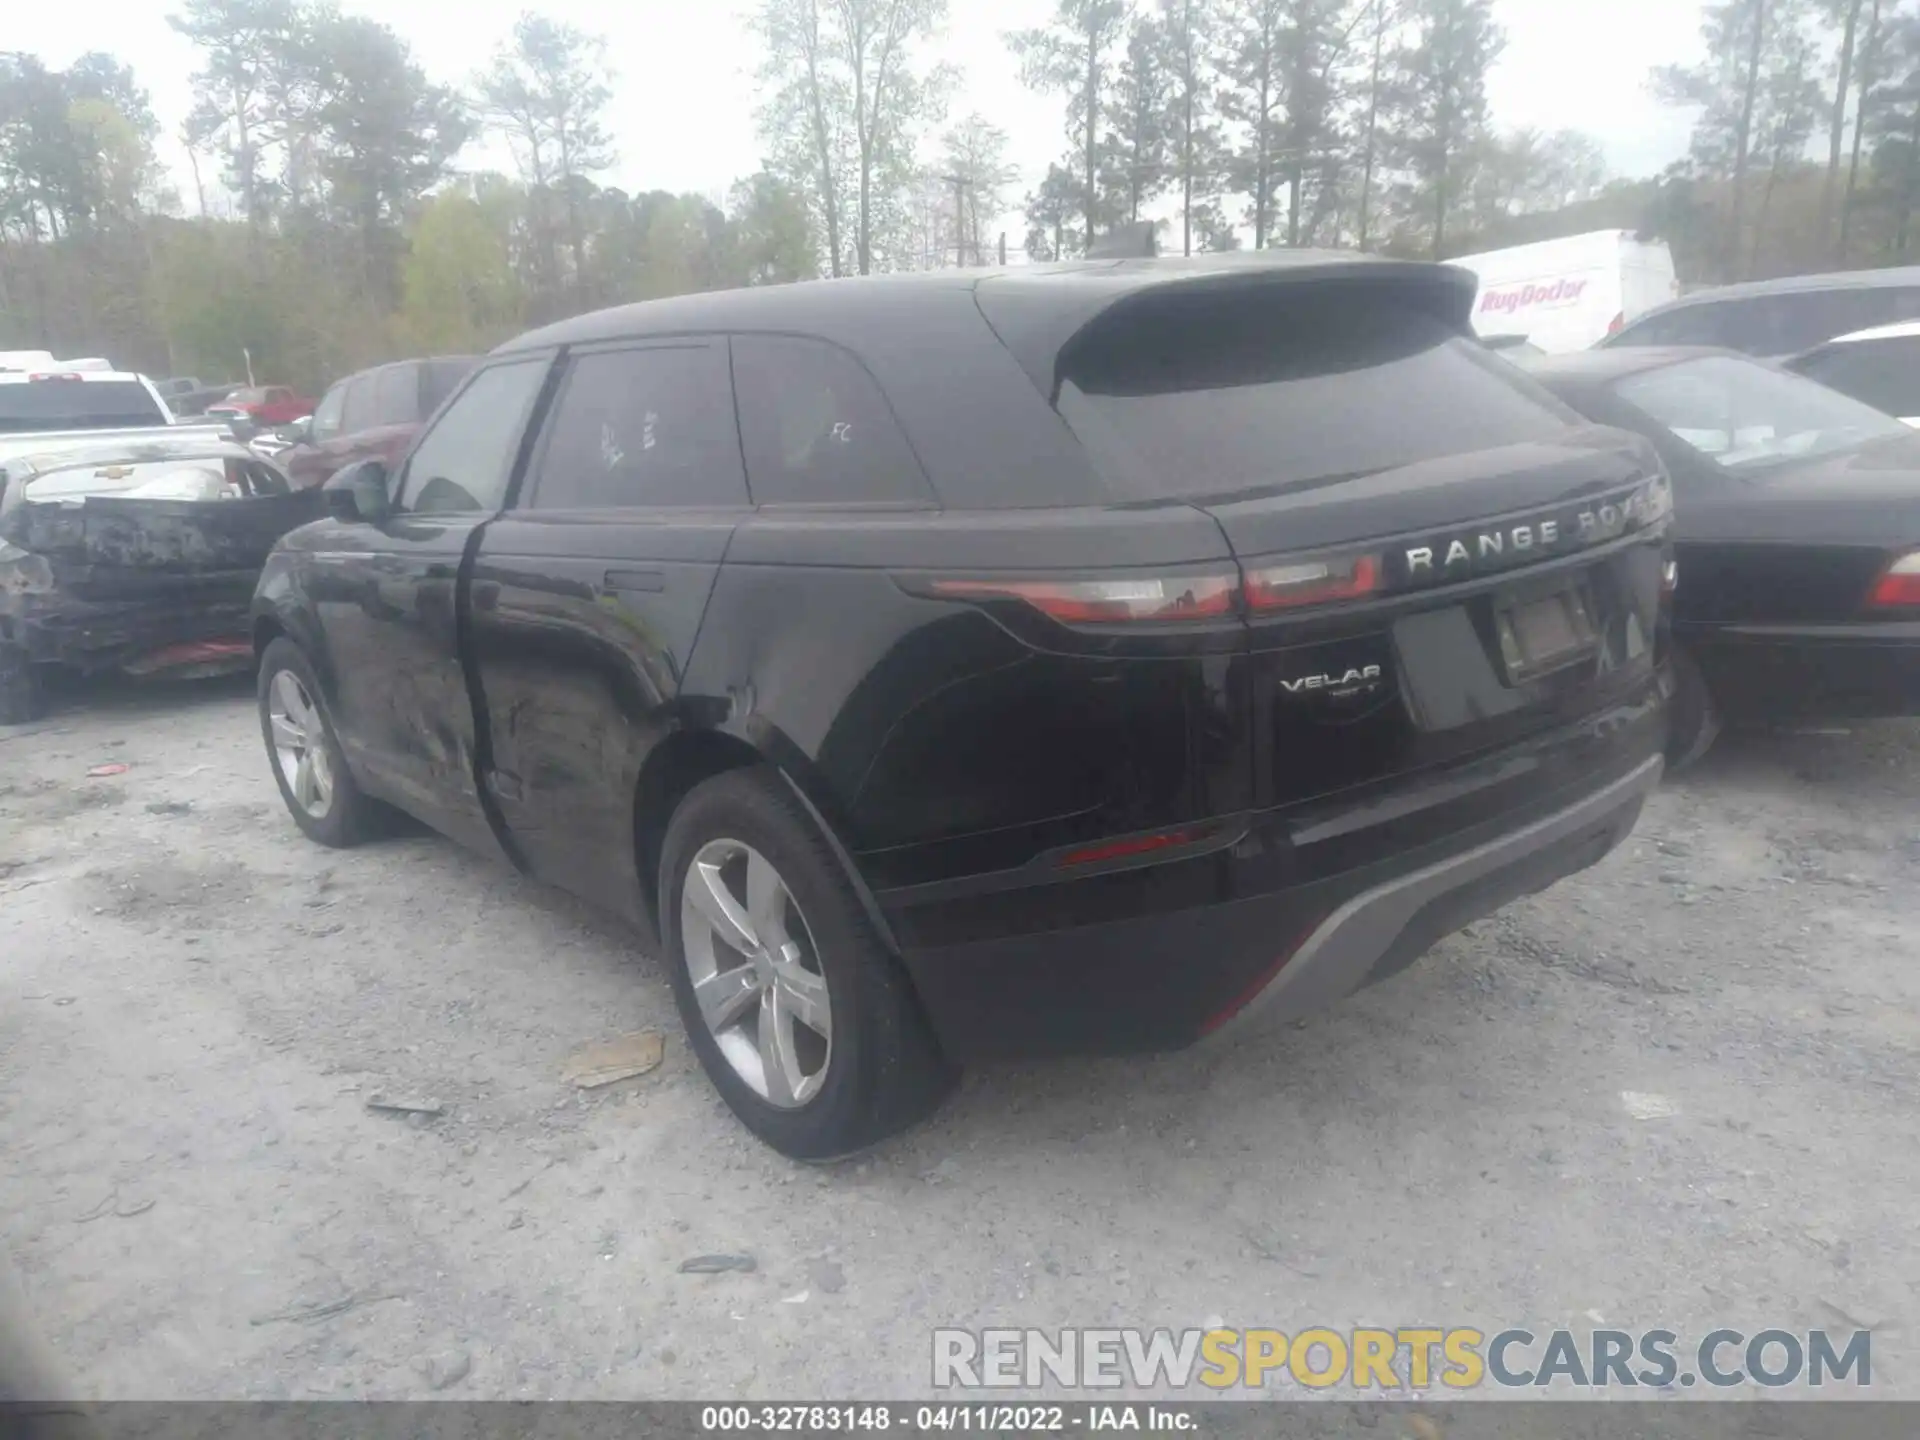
[[632, 726, 899, 957]]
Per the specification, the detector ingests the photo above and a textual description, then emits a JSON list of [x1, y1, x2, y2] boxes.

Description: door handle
[[603, 568, 665, 593]]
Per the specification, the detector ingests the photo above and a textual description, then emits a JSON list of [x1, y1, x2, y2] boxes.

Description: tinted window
[[1789, 339, 1920, 418], [1618, 287, 1920, 355], [309, 384, 347, 442], [421, 359, 476, 413], [339, 374, 377, 434], [398, 359, 548, 515], [731, 336, 932, 505], [373, 365, 418, 427], [1054, 287, 1570, 501], [0, 380, 165, 432], [1613, 355, 1905, 474], [527, 345, 745, 509]]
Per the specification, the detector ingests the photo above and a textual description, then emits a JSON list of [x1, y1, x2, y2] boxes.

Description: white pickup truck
[[0, 369, 236, 496]]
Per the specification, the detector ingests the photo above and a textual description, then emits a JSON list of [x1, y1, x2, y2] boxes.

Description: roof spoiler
[[1086, 223, 1159, 260]]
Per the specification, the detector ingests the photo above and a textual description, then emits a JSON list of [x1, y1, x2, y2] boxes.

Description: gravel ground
[[2, 677, 1917, 1401]]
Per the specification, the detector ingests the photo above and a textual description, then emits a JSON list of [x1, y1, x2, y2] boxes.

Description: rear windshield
[[1055, 285, 1572, 502], [0, 380, 166, 432], [1613, 354, 1906, 473]]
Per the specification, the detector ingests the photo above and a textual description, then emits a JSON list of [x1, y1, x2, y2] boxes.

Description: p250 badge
[[1280, 663, 1383, 698]]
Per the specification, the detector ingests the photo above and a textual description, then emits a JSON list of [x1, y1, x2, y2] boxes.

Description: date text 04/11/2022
[[697, 1405, 1199, 1432]]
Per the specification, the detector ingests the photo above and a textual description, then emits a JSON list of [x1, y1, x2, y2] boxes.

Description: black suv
[[251, 255, 1674, 1157]]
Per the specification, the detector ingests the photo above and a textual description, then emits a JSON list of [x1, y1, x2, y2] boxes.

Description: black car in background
[[1602, 266, 1920, 359], [1523, 347, 1920, 763], [251, 256, 1673, 1157]]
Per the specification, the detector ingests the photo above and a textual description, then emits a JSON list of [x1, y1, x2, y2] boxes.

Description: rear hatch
[[1049, 272, 1672, 811]]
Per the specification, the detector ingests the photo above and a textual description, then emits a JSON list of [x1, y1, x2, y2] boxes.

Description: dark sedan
[[1523, 346, 1920, 762], [253, 256, 1672, 1156]]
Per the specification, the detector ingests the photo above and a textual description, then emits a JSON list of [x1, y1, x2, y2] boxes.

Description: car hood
[[1680, 430, 1920, 545]]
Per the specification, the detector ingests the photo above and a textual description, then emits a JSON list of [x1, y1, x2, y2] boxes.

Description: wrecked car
[[0, 439, 321, 722]]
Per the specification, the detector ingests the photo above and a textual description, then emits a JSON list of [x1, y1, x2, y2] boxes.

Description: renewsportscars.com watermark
[[932, 1327, 1872, 1392]]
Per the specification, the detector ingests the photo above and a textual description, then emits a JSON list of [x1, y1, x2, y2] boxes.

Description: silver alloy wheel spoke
[[680, 838, 831, 1110], [758, 986, 803, 1106], [772, 951, 831, 1040], [268, 669, 333, 819], [695, 961, 762, 1031], [689, 858, 759, 956]]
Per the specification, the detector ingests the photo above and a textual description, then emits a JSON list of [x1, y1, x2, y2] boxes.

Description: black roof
[[492, 253, 1479, 510], [498, 252, 1475, 366]]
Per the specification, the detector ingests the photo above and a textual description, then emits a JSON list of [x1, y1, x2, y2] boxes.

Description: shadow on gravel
[[1670, 719, 1920, 795], [19, 667, 256, 726]]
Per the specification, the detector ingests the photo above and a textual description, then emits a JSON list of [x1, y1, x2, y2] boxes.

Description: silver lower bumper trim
[[1207, 753, 1664, 1044]]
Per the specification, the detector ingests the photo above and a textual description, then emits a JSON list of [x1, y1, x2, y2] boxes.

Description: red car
[[206, 385, 314, 429]]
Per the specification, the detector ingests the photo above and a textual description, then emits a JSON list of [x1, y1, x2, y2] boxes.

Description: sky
[[9, 0, 1706, 228]]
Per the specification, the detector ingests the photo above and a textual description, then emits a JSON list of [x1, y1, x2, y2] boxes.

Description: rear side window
[[372, 365, 418, 426], [397, 359, 549, 515], [421, 359, 475, 413], [0, 379, 165, 432], [731, 335, 932, 505], [527, 345, 745, 509], [310, 384, 346, 442], [339, 374, 377, 434], [1621, 287, 1920, 355], [1791, 339, 1920, 418], [1054, 286, 1570, 501]]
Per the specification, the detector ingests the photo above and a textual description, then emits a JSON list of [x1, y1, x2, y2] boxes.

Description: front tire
[[660, 768, 955, 1159], [257, 637, 378, 847], [1665, 645, 1722, 771]]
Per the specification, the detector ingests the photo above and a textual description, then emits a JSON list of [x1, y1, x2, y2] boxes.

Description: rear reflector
[[926, 572, 1237, 624], [1869, 551, 1920, 608], [1057, 829, 1196, 868], [1244, 553, 1382, 611]]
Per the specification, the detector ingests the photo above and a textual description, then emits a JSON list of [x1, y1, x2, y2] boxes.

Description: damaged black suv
[[251, 254, 1674, 1157]]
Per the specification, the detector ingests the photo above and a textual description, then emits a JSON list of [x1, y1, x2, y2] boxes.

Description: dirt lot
[[2, 678, 1918, 1401]]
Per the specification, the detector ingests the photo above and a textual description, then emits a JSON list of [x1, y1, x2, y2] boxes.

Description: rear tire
[[1665, 645, 1721, 771], [257, 637, 378, 847], [0, 647, 43, 725], [660, 768, 955, 1159]]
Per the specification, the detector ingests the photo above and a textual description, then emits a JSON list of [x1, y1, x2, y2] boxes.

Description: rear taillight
[[1244, 553, 1382, 611], [28, 372, 84, 382], [1868, 551, 1920, 608], [924, 572, 1238, 624], [1607, 312, 1625, 336]]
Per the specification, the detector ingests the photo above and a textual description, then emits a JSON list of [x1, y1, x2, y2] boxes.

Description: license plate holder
[[1494, 583, 1599, 684]]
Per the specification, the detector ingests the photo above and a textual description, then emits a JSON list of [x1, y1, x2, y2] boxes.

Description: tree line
[[9, 0, 1920, 389]]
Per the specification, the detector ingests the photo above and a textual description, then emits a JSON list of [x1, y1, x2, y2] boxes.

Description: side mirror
[[283, 417, 312, 443], [324, 459, 390, 523]]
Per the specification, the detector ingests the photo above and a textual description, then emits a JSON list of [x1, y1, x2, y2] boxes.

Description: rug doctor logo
[[1478, 278, 1589, 315]]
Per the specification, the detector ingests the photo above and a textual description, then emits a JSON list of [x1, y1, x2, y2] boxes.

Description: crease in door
[[455, 518, 530, 873]]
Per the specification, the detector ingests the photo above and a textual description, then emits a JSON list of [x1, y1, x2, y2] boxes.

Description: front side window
[[1788, 339, 1920, 420], [396, 359, 549, 515], [1613, 355, 1906, 474], [731, 335, 932, 505], [526, 345, 745, 509], [1054, 284, 1571, 502]]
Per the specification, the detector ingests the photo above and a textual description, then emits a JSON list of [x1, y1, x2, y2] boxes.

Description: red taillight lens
[[1244, 553, 1382, 611], [28, 372, 83, 382], [1869, 551, 1920, 608], [1607, 312, 1625, 336], [1057, 829, 1196, 868], [926, 572, 1238, 624]]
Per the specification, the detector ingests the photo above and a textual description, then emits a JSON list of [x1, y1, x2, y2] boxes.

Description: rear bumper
[[1202, 754, 1659, 1045], [0, 585, 254, 676], [1686, 620, 1920, 721], [887, 690, 1666, 1061]]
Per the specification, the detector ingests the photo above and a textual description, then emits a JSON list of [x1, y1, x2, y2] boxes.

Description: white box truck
[[1449, 230, 1679, 353]]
